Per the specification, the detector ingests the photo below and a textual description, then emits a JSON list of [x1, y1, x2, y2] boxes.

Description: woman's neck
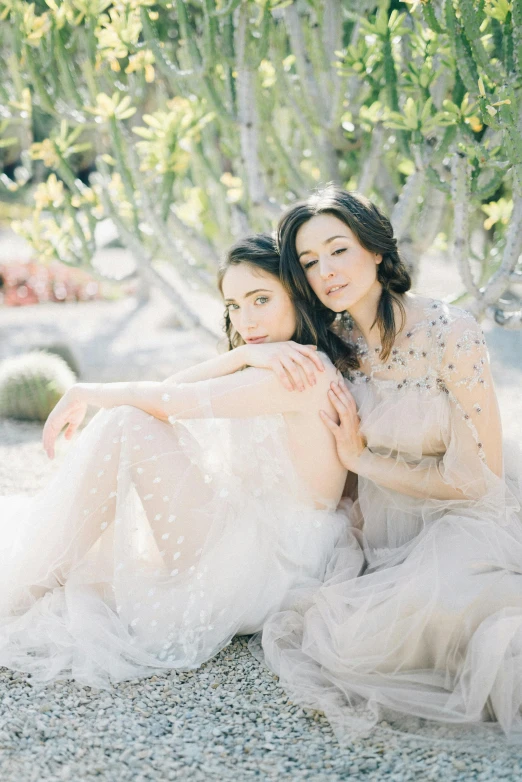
[[347, 281, 384, 348], [348, 285, 410, 349]]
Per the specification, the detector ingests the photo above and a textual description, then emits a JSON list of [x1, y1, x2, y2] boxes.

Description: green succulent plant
[[0, 350, 77, 422]]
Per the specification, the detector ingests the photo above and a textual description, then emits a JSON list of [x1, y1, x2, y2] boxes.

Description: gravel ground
[[1, 274, 522, 779]]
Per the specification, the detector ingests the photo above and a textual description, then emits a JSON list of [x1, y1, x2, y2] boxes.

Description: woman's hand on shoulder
[[42, 384, 88, 460], [320, 378, 367, 471], [239, 341, 325, 392]]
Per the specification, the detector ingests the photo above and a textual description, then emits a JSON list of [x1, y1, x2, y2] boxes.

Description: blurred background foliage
[[0, 0, 521, 329]]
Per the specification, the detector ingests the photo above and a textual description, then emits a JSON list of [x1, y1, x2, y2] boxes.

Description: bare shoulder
[[314, 352, 343, 389]]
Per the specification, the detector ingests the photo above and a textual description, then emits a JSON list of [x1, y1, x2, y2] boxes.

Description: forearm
[[76, 381, 174, 422], [162, 347, 247, 386], [350, 448, 467, 501]]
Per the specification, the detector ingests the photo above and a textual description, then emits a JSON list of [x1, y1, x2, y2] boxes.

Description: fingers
[[287, 354, 317, 388], [293, 343, 325, 372], [279, 358, 306, 391], [329, 380, 357, 412], [272, 361, 295, 392], [319, 409, 340, 434]]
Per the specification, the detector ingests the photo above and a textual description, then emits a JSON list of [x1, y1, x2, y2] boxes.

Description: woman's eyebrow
[[298, 235, 349, 260], [224, 288, 272, 303]]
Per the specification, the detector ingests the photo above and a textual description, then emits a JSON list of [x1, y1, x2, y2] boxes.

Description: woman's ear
[[375, 253, 383, 265]]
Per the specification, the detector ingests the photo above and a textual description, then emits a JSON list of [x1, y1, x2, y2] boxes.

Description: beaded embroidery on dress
[[255, 297, 522, 752], [0, 357, 359, 689]]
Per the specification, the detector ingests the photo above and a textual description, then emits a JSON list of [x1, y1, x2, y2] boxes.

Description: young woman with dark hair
[[251, 184, 522, 749], [0, 233, 364, 688]]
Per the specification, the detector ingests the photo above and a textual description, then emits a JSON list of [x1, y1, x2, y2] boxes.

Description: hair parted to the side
[[277, 184, 412, 363], [217, 233, 358, 373]]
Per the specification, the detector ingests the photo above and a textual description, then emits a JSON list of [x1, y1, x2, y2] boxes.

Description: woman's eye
[[332, 247, 347, 256], [226, 303, 239, 311], [303, 260, 318, 270], [254, 296, 269, 305]]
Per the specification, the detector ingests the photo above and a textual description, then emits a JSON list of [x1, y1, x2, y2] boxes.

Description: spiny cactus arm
[[357, 123, 385, 196], [443, 0, 479, 95], [108, 117, 140, 235], [117, 125, 220, 295], [391, 167, 426, 242], [450, 151, 478, 297], [263, 128, 307, 195], [458, 0, 504, 83], [176, 0, 203, 71], [235, 1, 278, 215], [212, 0, 243, 16], [283, 2, 329, 121], [202, 0, 219, 70], [139, 8, 201, 80], [413, 184, 447, 255], [95, 173, 205, 330], [422, 0, 444, 34], [513, 0, 522, 76], [53, 26, 83, 110], [269, 44, 325, 162], [22, 45, 56, 116], [475, 191, 522, 312]]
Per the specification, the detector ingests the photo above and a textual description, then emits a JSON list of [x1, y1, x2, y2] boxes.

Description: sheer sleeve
[[88, 355, 340, 423], [355, 313, 503, 502]]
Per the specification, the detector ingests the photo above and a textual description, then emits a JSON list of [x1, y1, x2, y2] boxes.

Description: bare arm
[[43, 356, 340, 458], [162, 342, 325, 391]]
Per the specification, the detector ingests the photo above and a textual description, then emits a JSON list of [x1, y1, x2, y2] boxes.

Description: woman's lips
[[326, 284, 348, 296], [245, 336, 268, 344]]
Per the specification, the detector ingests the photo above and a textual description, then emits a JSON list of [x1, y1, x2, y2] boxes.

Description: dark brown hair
[[277, 184, 411, 362], [217, 233, 357, 373]]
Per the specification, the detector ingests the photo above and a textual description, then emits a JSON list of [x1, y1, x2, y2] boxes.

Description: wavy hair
[[217, 233, 358, 373], [277, 184, 411, 362]]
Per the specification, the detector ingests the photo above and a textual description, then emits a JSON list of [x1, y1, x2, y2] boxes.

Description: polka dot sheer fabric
[[0, 358, 352, 689]]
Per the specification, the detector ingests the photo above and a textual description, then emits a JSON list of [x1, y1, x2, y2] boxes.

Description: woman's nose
[[318, 255, 335, 279], [240, 309, 257, 330]]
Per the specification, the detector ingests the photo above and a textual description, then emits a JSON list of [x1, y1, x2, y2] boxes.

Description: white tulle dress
[[255, 298, 522, 751], [0, 357, 355, 690]]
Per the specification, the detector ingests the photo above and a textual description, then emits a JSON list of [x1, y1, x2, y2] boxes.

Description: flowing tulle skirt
[[254, 436, 522, 754], [0, 406, 347, 690]]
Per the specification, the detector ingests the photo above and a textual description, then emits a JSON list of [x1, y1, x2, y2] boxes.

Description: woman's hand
[[320, 379, 366, 471], [42, 385, 88, 460], [240, 341, 325, 391]]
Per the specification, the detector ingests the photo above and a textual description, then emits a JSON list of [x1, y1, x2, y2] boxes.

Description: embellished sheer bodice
[[257, 296, 522, 751]]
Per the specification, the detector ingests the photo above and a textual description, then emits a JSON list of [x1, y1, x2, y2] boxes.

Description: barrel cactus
[[0, 351, 77, 422], [30, 342, 81, 378]]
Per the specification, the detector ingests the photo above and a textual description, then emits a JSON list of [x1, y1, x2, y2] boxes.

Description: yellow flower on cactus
[[132, 98, 214, 175], [45, 0, 75, 28], [9, 88, 32, 119], [21, 3, 51, 46], [29, 139, 60, 168], [70, 0, 112, 24], [85, 92, 137, 121], [34, 174, 65, 211], [96, 5, 142, 62], [0, 0, 17, 22], [125, 50, 155, 83], [482, 198, 513, 231]]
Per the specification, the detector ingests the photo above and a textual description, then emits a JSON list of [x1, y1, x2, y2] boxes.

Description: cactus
[[0, 351, 77, 422], [29, 343, 82, 379], [0, 0, 520, 329]]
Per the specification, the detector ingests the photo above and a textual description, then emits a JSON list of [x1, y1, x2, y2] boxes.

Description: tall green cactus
[[0, 0, 520, 328]]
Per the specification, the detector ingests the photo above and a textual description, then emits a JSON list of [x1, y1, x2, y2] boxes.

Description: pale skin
[[42, 263, 331, 460], [294, 212, 382, 473]]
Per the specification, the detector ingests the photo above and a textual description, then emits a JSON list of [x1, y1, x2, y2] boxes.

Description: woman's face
[[221, 263, 297, 344], [295, 213, 382, 313]]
